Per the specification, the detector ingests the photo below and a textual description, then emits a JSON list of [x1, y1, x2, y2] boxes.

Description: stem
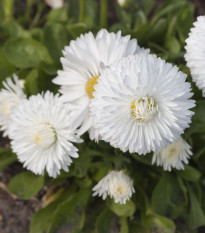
[[2, 0, 14, 19], [100, 0, 107, 28], [79, 0, 85, 22]]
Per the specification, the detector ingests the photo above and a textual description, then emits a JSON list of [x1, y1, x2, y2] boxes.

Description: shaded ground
[[0, 162, 43, 233]]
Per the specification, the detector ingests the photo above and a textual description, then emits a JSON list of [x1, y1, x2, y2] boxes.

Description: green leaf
[[96, 208, 115, 233], [0, 148, 17, 172], [177, 165, 201, 182], [25, 69, 39, 95], [164, 36, 181, 55], [141, 0, 155, 15], [142, 214, 176, 233], [3, 38, 53, 68], [47, 189, 90, 233], [152, 0, 188, 24], [8, 171, 44, 199], [47, 7, 68, 23], [73, 149, 92, 178], [67, 23, 88, 39], [30, 186, 76, 233], [0, 48, 15, 81], [149, 18, 167, 42], [131, 153, 152, 165], [129, 223, 149, 233], [44, 23, 69, 63], [188, 184, 205, 228], [1, 19, 30, 39], [107, 199, 136, 217], [151, 173, 185, 216]]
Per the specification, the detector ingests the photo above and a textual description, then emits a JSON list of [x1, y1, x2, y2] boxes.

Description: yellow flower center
[[34, 134, 41, 144], [131, 97, 158, 123], [117, 186, 124, 195], [33, 123, 57, 148], [85, 76, 99, 98], [2, 104, 9, 114]]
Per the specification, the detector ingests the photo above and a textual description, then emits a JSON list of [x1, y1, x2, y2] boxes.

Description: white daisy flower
[[0, 74, 26, 137], [53, 29, 149, 140], [185, 16, 205, 96], [92, 170, 135, 204], [152, 137, 192, 171], [9, 91, 82, 178], [45, 0, 64, 9], [90, 54, 195, 154]]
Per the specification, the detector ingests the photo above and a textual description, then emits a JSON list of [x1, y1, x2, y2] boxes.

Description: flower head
[[91, 54, 195, 154], [45, 0, 64, 8], [9, 91, 82, 178], [53, 29, 149, 140], [92, 170, 135, 204], [0, 75, 26, 137], [152, 137, 192, 171], [185, 16, 205, 96]]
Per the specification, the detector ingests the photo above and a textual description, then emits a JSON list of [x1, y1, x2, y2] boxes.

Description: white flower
[[0, 75, 26, 137], [118, 0, 126, 7], [92, 170, 135, 204], [53, 29, 149, 140], [90, 54, 195, 155], [45, 0, 64, 9], [185, 16, 205, 97], [152, 137, 192, 171], [9, 91, 82, 178]]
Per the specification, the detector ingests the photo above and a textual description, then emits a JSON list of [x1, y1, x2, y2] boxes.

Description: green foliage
[[107, 198, 136, 217], [8, 171, 44, 199], [0, 0, 204, 232], [3, 38, 52, 68], [0, 148, 17, 172]]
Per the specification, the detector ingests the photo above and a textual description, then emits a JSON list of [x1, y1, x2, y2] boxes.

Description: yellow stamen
[[2, 104, 9, 114], [85, 76, 99, 98], [117, 186, 124, 195], [34, 134, 41, 144]]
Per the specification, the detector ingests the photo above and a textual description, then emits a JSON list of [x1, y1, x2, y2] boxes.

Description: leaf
[[30, 186, 76, 233], [152, 0, 188, 24], [67, 23, 88, 39], [149, 18, 167, 42], [142, 214, 176, 233], [176, 165, 201, 182], [151, 173, 185, 217], [0, 148, 17, 172], [0, 48, 15, 81], [188, 184, 205, 228], [164, 36, 181, 55], [47, 189, 90, 233], [25, 69, 39, 95], [47, 7, 68, 23], [1, 19, 30, 39], [8, 171, 44, 199], [3, 38, 53, 68], [96, 208, 115, 233], [107, 199, 136, 217], [141, 0, 155, 15], [131, 153, 152, 165], [44, 23, 69, 63], [73, 149, 92, 178]]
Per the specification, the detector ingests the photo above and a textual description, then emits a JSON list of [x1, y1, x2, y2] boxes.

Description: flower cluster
[[0, 28, 198, 204]]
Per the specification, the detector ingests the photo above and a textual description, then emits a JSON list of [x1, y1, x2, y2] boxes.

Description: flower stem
[[2, 0, 14, 19], [79, 0, 85, 22], [100, 0, 107, 28]]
